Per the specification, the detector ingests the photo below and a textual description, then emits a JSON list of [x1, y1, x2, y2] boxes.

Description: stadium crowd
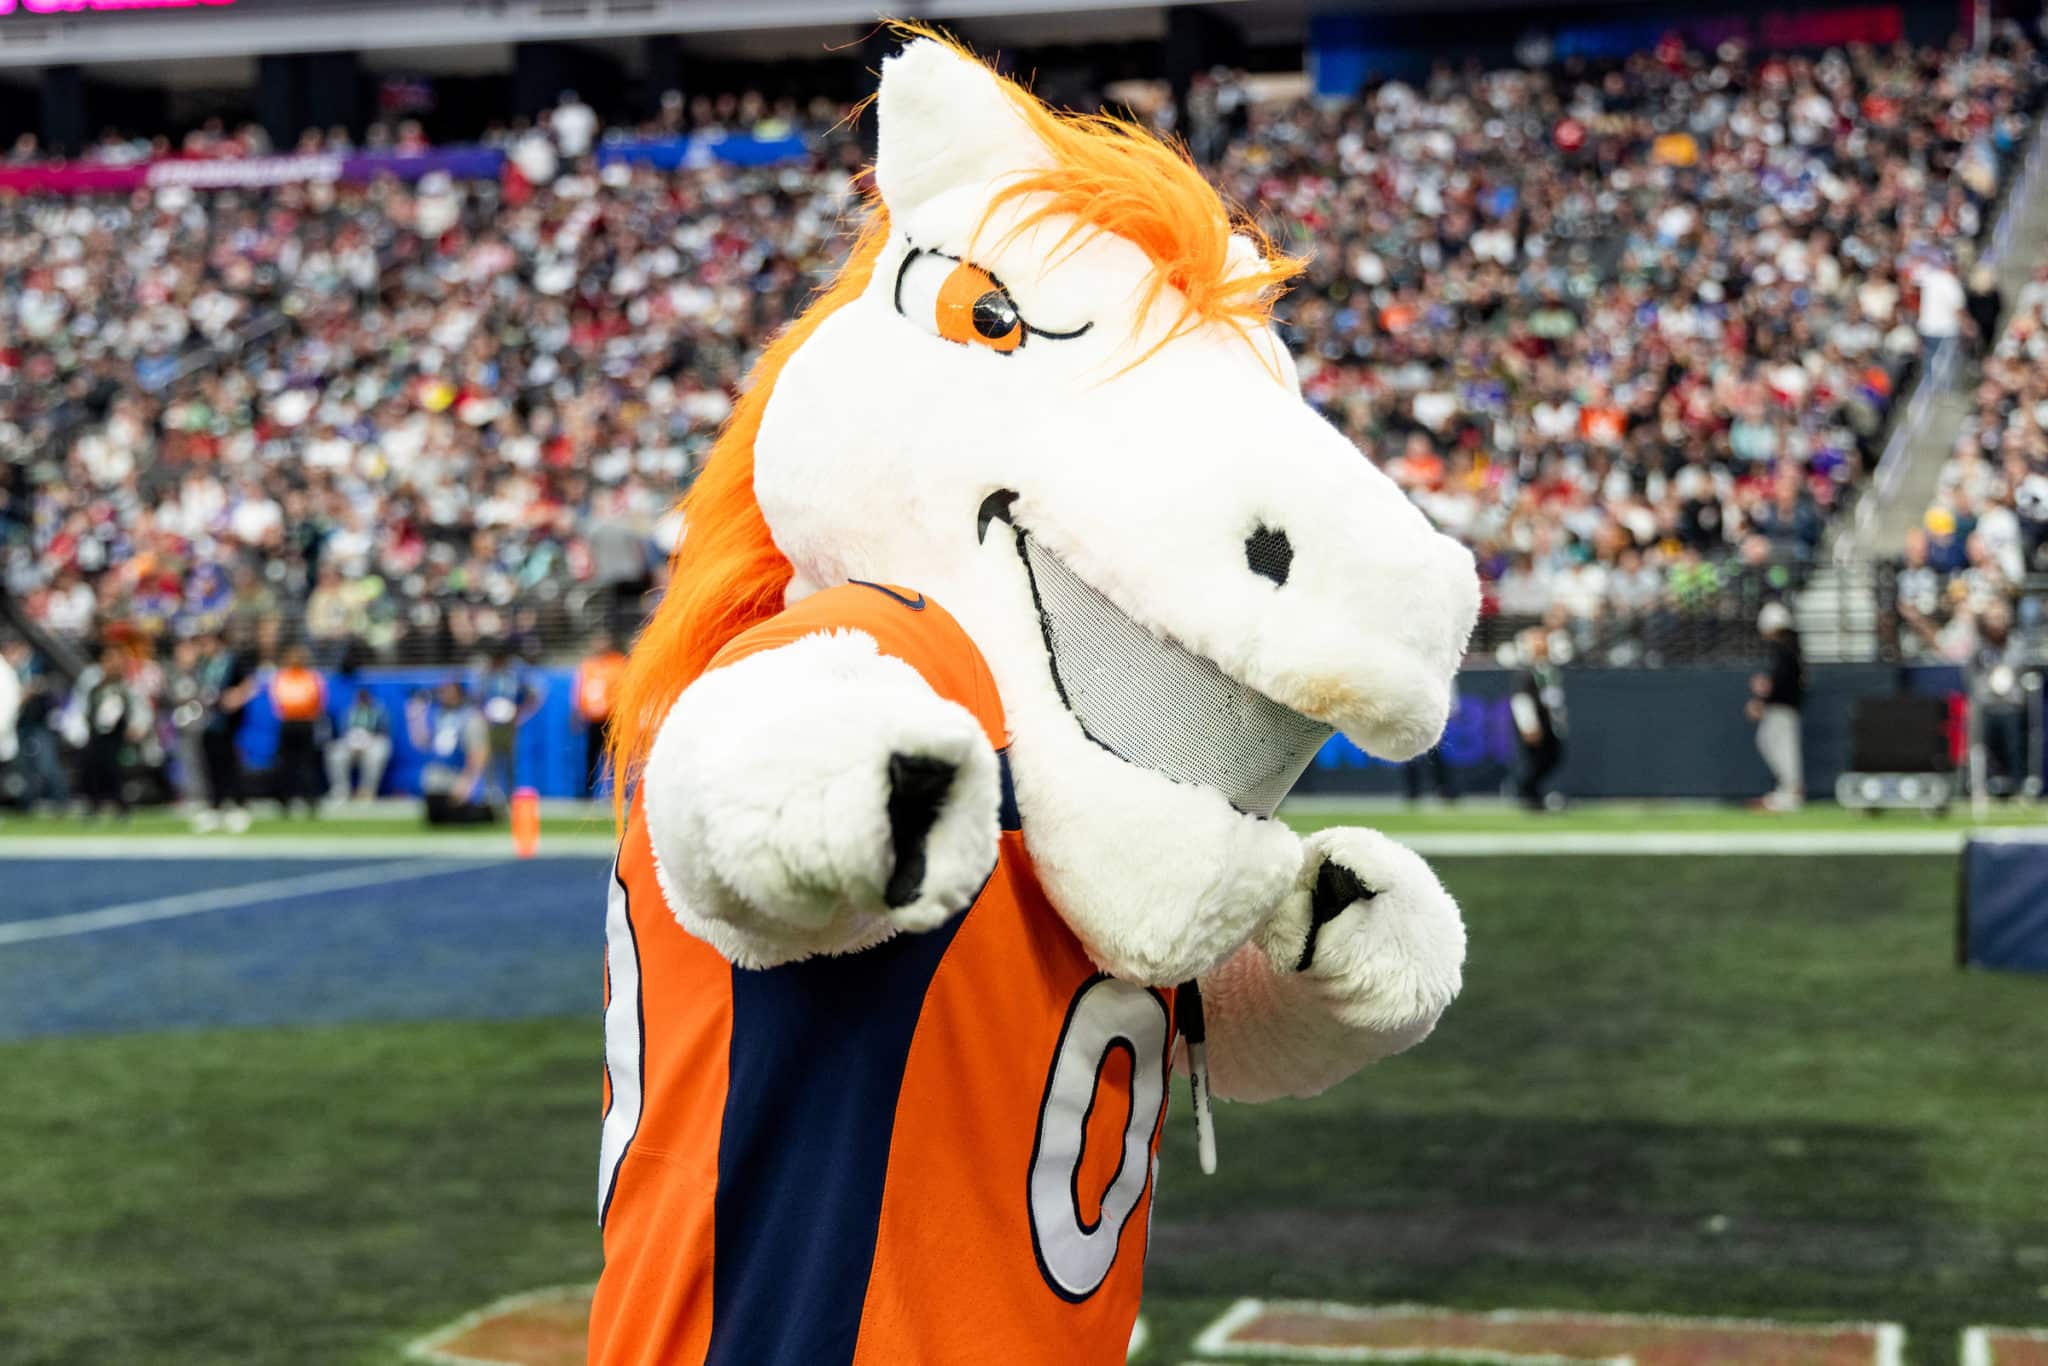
[[1229, 34, 2041, 659], [0, 29, 2045, 810]]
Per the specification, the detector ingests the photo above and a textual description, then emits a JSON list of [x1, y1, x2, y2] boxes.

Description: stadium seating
[[0, 36, 2041, 673]]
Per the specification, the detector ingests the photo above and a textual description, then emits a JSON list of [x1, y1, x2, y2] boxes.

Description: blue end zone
[[0, 855, 612, 1040]]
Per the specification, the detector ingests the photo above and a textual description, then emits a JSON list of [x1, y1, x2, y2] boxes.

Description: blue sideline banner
[[236, 666, 593, 800]]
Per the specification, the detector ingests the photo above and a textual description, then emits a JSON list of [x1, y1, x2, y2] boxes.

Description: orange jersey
[[590, 582, 1178, 1366], [269, 667, 326, 723], [576, 651, 628, 723]]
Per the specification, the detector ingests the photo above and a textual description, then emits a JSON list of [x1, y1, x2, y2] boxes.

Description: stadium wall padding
[[231, 662, 1991, 803], [1293, 663, 1981, 803], [237, 667, 589, 800]]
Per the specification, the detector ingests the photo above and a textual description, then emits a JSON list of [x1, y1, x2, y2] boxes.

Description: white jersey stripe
[[598, 858, 645, 1224]]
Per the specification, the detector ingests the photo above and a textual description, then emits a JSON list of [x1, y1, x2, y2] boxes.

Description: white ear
[[875, 39, 1051, 219], [1226, 233, 1269, 280]]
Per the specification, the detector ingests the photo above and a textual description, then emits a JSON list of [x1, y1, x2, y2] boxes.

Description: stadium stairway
[[1803, 115, 2048, 660], [1794, 561, 1881, 662], [1868, 383, 1978, 551], [1861, 120, 2048, 557]]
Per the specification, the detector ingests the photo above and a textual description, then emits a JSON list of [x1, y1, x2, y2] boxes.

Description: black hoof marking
[[1297, 859, 1376, 972], [884, 754, 957, 909]]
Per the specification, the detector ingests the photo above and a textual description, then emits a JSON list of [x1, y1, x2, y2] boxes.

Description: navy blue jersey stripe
[[706, 910, 970, 1366]]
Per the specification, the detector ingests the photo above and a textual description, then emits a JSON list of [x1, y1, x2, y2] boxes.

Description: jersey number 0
[[1026, 976, 1172, 1301]]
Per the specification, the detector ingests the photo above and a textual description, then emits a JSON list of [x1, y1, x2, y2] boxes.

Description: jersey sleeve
[[704, 583, 1006, 750]]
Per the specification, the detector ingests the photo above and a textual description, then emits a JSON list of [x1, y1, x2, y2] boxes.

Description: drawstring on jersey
[[1176, 979, 1217, 1175]]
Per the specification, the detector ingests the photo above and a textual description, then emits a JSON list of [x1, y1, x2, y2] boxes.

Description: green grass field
[[4, 838, 2045, 1365]]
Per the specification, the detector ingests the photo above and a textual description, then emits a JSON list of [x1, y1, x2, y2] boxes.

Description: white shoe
[[191, 810, 220, 833], [224, 808, 253, 833]]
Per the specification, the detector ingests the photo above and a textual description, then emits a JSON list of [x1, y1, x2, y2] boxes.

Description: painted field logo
[[408, 1285, 593, 1366], [1193, 1299, 1905, 1364], [409, 1286, 1150, 1364]]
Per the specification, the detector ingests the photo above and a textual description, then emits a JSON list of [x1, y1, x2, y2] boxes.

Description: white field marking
[[0, 858, 492, 946], [404, 1282, 594, 1366], [1129, 1315, 1148, 1361], [1190, 1298, 1902, 1364], [1398, 831, 1965, 857], [1966, 828, 2048, 845], [0, 833, 621, 860], [1176, 1357, 1616, 1365], [1189, 1297, 1619, 1365], [1964, 1326, 2048, 1366]]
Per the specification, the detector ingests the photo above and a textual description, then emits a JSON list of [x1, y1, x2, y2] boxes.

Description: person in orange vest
[[574, 630, 628, 798], [268, 643, 329, 818]]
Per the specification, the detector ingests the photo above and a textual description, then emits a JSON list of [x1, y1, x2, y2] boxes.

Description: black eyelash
[[893, 244, 1095, 348]]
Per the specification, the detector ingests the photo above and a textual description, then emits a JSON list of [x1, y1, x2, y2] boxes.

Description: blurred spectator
[[552, 92, 599, 160], [305, 564, 364, 670], [327, 686, 393, 802], [409, 680, 492, 824], [71, 642, 149, 818], [162, 634, 210, 809], [0, 635, 18, 771], [1967, 265, 2005, 358], [587, 490, 658, 642], [473, 644, 542, 802], [5, 639, 67, 811], [268, 643, 329, 816], [194, 630, 255, 831], [574, 630, 627, 798], [1746, 602, 1806, 810], [1967, 601, 2032, 796], [1918, 260, 1967, 344], [1510, 628, 1567, 809]]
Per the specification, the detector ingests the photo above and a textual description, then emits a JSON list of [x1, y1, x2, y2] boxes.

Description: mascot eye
[[894, 248, 1091, 354], [940, 265, 1023, 349]]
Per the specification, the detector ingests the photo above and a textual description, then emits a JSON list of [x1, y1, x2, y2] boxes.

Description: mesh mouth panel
[[1022, 534, 1332, 818]]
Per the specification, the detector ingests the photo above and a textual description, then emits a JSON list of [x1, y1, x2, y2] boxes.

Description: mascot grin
[[590, 33, 1480, 1366]]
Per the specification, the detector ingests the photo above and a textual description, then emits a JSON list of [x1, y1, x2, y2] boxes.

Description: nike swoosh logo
[[849, 580, 926, 611]]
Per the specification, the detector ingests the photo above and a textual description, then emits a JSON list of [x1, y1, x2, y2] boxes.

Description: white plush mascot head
[[616, 35, 1478, 986]]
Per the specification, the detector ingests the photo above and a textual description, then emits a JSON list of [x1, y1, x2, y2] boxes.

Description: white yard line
[[0, 858, 494, 946], [1399, 832, 1969, 856]]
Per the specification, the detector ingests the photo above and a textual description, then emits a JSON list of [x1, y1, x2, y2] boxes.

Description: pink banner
[[0, 0, 238, 15], [0, 162, 145, 192]]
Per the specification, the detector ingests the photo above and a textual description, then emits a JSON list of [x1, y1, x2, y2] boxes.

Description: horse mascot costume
[[589, 35, 1480, 1366]]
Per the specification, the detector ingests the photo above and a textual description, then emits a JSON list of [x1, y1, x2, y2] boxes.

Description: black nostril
[[1246, 525, 1292, 586], [977, 489, 1019, 543]]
